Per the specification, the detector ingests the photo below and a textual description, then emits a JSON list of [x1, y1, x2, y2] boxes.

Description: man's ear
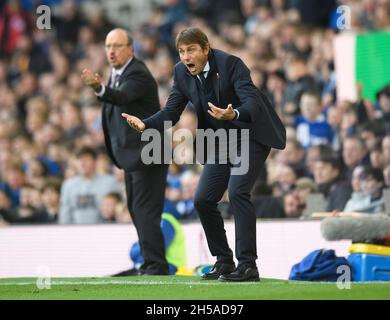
[[205, 43, 210, 55]]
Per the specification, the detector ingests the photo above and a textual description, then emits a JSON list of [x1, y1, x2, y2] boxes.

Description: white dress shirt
[[95, 57, 133, 97]]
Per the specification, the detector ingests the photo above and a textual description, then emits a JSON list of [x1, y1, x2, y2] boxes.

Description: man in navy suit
[[81, 28, 169, 275], [122, 27, 286, 281]]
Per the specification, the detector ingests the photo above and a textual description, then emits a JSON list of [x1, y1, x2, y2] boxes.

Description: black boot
[[218, 264, 260, 282], [201, 262, 236, 280]]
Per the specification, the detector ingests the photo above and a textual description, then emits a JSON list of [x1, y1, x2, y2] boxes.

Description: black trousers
[[125, 164, 169, 273], [194, 140, 271, 267]]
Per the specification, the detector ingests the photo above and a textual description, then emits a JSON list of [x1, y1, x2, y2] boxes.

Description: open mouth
[[186, 63, 196, 72]]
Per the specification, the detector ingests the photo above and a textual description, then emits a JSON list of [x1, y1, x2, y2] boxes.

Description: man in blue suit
[[122, 27, 286, 282]]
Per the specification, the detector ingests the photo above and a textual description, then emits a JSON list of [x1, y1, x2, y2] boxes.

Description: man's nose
[[182, 51, 190, 61]]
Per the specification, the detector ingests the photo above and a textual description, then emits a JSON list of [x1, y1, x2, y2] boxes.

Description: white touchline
[[0, 280, 263, 286], [0, 280, 383, 286]]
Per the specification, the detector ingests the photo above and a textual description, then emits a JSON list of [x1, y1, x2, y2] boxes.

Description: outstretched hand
[[121, 113, 146, 132], [207, 102, 236, 121]]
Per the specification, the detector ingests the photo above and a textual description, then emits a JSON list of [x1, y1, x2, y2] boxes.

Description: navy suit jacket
[[144, 49, 286, 150], [99, 58, 161, 171]]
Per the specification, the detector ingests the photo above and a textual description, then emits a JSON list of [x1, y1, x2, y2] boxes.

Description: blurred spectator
[[375, 84, 390, 132], [9, 31, 52, 76], [342, 135, 369, 180], [383, 163, 390, 188], [52, 0, 85, 55], [0, 188, 16, 224], [24, 157, 48, 189], [292, 0, 336, 28], [344, 166, 385, 213], [304, 143, 335, 178], [163, 178, 182, 218], [283, 58, 318, 118], [14, 183, 45, 223], [100, 192, 124, 223], [251, 175, 285, 219], [360, 166, 385, 211], [0, 0, 33, 56], [266, 69, 286, 115], [135, 25, 162, 60], [276, 139, 306, 178], [326, 106, 342, 151], [382, 135, 390, 164], [0, 182, 55, 224], [59, 147, 121, 224], [272, 164, 297, 197], [40, 181, 61, 223], [84, 6, 116, 43], [294, 177, 318, 215], [369, 142, 386, 170], [295, 91, 334, 149], [59, 100, 86, 144], [358, 121, 384, 152], [0, 162, 25, 207], [189, 0, 243, 32], [155, 0, 188, 49], [118, 208, 187, 276], [283, 190, 304, 218], [343, 165, 366, 212], [313, 156, 352, 211], [176, 169, 200, 220]]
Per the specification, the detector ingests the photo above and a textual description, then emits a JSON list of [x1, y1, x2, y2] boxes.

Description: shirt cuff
[[233, 109, 240, 120], [94, 84, 105, 97]]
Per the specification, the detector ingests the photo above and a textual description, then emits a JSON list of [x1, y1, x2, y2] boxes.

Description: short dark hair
[[344, 134, 366, 149], [376, 84, 390, 100], [104, 192, 122, 202], [175, 27, 210, 51], [301, 90, 321, 103], [360, 166, 384, 183], [317, 155, 341, 172], [76, 147, 98, 159]]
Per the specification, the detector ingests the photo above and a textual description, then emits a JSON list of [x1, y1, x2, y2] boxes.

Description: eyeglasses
[[105, 44, 129, 50]]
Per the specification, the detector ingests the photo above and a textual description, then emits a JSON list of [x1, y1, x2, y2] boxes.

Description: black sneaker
[[218, 264, 260, 282], [201, 262, 236, 280]]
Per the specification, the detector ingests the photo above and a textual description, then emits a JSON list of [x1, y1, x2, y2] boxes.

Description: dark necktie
[[198, 71, 206, 87], [110, 72, 120, 88]]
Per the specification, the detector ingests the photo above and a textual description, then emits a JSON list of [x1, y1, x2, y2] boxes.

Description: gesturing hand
[[81, 69, 102, 90], [121, 113, 146, 132], [207, 102, 236, 121]]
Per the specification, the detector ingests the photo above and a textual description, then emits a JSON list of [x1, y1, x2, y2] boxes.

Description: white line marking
[[0, 280, 262, 286], [0, 279, 388, 286]]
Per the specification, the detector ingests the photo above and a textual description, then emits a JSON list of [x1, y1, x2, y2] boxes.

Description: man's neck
[[82, 173, 97, 180], [113, 56, 133, 74]]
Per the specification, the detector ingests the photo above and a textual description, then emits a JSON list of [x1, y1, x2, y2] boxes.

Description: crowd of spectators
[[0, 0, 389, 225]]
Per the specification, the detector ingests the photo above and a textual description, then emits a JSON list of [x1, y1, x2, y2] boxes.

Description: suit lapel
[[107, 73, 112, 88], [209, 51, 220, 105], [108, 57, 136, 88], [211, 71, 220, 104]]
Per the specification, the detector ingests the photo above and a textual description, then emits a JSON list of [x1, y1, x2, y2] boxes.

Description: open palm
[[121, 113, 146, 132]]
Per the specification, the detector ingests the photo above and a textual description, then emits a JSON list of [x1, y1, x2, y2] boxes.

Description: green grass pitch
[[0, 276, 389, 300]]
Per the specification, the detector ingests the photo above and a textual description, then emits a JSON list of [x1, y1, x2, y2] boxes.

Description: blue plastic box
[[348, 253, 390, 281]]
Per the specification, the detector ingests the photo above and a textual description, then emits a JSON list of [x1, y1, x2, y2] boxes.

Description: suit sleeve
[[143, 68, 188, 131], [97, 70, 149, 108], [230, 58, 262, 123]]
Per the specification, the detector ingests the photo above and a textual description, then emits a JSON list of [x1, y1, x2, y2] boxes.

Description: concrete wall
[[0, 220, 351, 279]]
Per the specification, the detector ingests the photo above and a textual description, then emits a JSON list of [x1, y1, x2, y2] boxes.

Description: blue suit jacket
[[143, 49, 286, 150]]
